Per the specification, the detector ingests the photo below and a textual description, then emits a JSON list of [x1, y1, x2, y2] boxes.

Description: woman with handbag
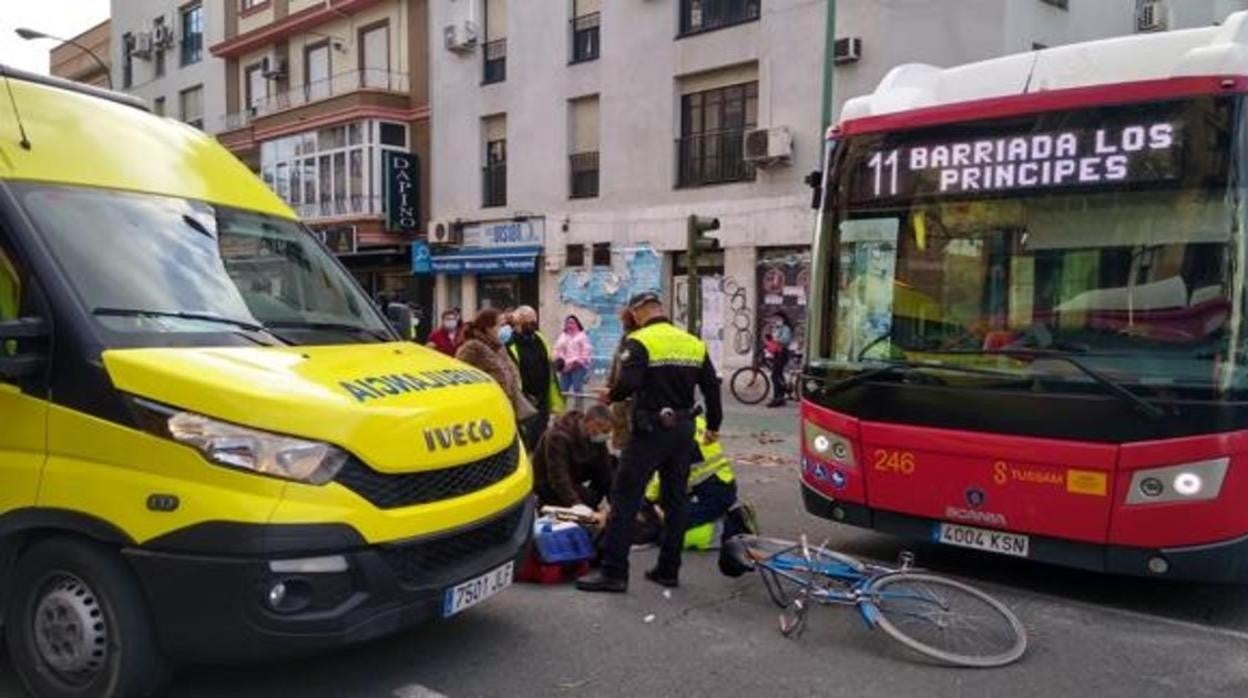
[[456, 308, 539, 432]]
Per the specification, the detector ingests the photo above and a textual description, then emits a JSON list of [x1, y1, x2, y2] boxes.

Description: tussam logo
[[423, 419, 495, 451], [944, 506, 1008, 528]]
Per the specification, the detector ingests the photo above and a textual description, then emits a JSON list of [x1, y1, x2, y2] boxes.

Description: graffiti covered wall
[[556, 244, 663, 384]]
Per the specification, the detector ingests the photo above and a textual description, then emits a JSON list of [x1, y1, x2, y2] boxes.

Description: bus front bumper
[[802, 483, 1248, 584], [123, 498, 534, 663]]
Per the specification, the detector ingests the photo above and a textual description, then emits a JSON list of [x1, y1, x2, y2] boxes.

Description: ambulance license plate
[[936, 523, 1030, 558], [443, 562, 514, 618]]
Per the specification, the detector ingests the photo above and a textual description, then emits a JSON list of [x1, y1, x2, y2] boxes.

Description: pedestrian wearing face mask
[[506, 305, 567, 452], [531, 405, 616, 510], [427, 308, 462, 356], [456, 309, 537, 429]]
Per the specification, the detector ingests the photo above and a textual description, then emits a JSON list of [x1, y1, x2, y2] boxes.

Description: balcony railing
[[680, 0, 761, 36], [482, 164, 507, 207], [222, 69, 409, 131], [570, 13, 600, 63], [676, 129, 754, 188], [483, 39, 507, 84], [569, 152, 599, 199]]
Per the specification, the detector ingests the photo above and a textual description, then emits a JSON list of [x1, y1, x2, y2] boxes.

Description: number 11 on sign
[[868, 150, 900, 197]]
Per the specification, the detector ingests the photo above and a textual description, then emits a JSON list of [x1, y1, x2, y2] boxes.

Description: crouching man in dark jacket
[[532, 406, 616, 510]]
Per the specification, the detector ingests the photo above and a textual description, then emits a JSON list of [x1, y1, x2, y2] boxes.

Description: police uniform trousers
[[600, 418, 696, 579]]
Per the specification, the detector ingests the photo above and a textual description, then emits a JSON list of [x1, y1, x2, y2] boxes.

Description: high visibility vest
[[629, 321, 708, 370], [644, 416, 734, 502], [508, 331, 566, 414]]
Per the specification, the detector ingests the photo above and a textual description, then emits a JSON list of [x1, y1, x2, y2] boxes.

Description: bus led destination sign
[[852, 120, 1181, 202]]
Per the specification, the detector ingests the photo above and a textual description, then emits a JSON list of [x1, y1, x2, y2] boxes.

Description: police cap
[[627, 290, 662, 310]]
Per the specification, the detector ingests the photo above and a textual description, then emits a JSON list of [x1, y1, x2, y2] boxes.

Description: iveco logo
[[423, 419, 495, 451], [965, 488, 987, 509]]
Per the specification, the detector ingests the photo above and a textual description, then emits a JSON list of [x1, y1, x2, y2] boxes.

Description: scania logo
[[423, 419, 495, 451], [965, 487, 987, 509], [945, 505, 1008, 528]]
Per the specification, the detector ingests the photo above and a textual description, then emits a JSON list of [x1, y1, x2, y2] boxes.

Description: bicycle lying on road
[[722, 535, 1027, 668]]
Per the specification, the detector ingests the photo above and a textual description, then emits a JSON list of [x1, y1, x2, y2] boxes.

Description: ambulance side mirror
[[385, 303, 416, 341], [0, 316, 48, 381]]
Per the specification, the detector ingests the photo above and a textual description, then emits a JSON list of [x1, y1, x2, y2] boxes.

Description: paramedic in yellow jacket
[[641, 415, 752, 550]]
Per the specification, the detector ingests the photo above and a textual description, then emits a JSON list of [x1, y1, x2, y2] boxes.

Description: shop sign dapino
[[418, 218, 546, 275]]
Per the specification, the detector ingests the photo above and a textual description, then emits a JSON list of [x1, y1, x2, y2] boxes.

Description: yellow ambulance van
[[0, 67, 532, 697]]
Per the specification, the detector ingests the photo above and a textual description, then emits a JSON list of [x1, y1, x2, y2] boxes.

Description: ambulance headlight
[[165, 412, 348, 485]]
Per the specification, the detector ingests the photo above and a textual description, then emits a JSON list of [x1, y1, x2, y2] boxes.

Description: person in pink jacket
[[553, 314, 594, 395]]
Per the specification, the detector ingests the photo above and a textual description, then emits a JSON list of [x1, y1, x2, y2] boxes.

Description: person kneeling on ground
[[532, 405, 616, 517], [634, 415, 756, 552]]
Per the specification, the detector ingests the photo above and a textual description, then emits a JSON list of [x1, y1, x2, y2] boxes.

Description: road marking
[[393, 685, 449, 698]]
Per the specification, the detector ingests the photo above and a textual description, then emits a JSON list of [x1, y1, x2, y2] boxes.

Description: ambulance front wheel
[[5, 537, 169, 698]]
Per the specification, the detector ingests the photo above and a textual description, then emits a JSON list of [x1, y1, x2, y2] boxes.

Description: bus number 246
[[873, 449, 916, 475]]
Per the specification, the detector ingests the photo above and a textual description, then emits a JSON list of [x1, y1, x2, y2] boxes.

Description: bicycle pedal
[[898, 551, 915, 570]]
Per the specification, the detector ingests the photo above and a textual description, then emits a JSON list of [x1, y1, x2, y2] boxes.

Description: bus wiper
[[985, 349, 1165, 420], [823, 359, 1021, 398], [92, 307, 291, 346], [265, 320, 392, 342]]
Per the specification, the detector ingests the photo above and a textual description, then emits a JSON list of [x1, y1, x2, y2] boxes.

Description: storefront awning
[[424, 246, 542, 275]]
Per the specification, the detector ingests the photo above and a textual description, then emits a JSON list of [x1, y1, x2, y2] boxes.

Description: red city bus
[[801, 17, 1248, 582]]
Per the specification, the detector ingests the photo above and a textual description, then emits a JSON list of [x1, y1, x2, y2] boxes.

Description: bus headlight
[[1126, 458, 1229, 505], [166, 412, 348, 485], [803, 422, 855, 467]]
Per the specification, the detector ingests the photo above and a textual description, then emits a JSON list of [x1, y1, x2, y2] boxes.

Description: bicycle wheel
[[730, 367, 771, 405], [865, 573, 1027, 668]]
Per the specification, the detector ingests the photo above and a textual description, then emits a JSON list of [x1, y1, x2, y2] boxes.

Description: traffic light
[[686, 215, 721, 337]]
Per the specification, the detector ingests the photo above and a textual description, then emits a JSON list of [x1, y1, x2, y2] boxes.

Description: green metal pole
[[819, 0, 837, 162]]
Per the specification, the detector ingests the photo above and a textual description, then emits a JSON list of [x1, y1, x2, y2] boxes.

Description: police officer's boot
[[576, 570, 628, 593]]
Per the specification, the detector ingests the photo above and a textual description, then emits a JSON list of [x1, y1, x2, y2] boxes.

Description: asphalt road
[[3, 403, 1247, 697]]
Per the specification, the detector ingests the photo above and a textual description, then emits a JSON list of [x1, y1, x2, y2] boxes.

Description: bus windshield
[[14, 182, 394, 346], [811, 95, 1248, 400]]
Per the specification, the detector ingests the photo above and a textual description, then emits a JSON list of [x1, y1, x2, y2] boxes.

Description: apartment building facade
[[211, 0, 432, 308], [427, 0, 1248, 374], [49, 20, 112, 89], [109, 1, 223, 129]]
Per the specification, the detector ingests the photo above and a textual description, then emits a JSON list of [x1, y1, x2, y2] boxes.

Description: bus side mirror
[[386, 303, 416, 341], [0, 317, 48, 381], [805, 170, 822, 210]]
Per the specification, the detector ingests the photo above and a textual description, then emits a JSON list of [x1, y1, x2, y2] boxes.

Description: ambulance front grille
[[376, 505, 526, 584], [335, 439, 521, 509]]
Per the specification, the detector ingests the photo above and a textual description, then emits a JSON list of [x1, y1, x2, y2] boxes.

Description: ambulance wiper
[[92, 308, 291, 346], [264, 320, 391, 342]]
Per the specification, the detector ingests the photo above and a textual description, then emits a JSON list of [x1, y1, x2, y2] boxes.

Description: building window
[[179, 85, 204, 129], [260, 120, 408, 220], [483, 0, 506, 84], [677, 80, 758, 187], [591, 243, 611, 267], [359, 21, 390, 88], [241, 0, 267, 10], [482, 115, 507, 208], [569, 95, 599, 199], [153, 17, 167, 78], [1040, 0, 1069, 8], [245, 63, 267, 113], [305, 41, 331, 102], [570, 1, 600, 64], [122, 33, 133, 88], [680, 0, 761, 36], [153, 96, 166, 116], [565, 244, 585, 267], [181, 3, 204, 66]]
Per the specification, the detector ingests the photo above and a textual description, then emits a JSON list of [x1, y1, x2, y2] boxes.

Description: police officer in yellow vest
[[507, 305, 567, 452], [641, 415, 741, 550], [578, 291, 722, 593]]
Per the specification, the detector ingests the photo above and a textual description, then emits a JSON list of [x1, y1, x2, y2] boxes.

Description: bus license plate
[[443, 562, 514, 618], [936, 523, 1030, 558]]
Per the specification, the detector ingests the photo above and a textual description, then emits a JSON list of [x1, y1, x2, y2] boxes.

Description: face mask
[[589, 432, 610, 445], [497, 325, 514, 344], [443, 319, 459, 331]]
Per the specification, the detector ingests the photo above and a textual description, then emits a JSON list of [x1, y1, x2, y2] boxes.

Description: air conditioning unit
[[153, 23, 174, 49], [429, 220, 463, 246], [444, 21, 479, 52], [1137, 1, 1168, 32], [132, 32, 154, 59], [833, 37, 862, 64], [743, 126, 794, 167], [261, 56, 288, 80]]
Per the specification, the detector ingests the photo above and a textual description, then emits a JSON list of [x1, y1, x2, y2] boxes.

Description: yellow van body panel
[[0, 78, 292, 219], [0, 386, 46, 516], [101, 343, 519, 472], [41, 403, 286, 544]]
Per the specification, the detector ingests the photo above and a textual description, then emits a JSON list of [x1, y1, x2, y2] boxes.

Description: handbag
[[514, 392, 539, 422]]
